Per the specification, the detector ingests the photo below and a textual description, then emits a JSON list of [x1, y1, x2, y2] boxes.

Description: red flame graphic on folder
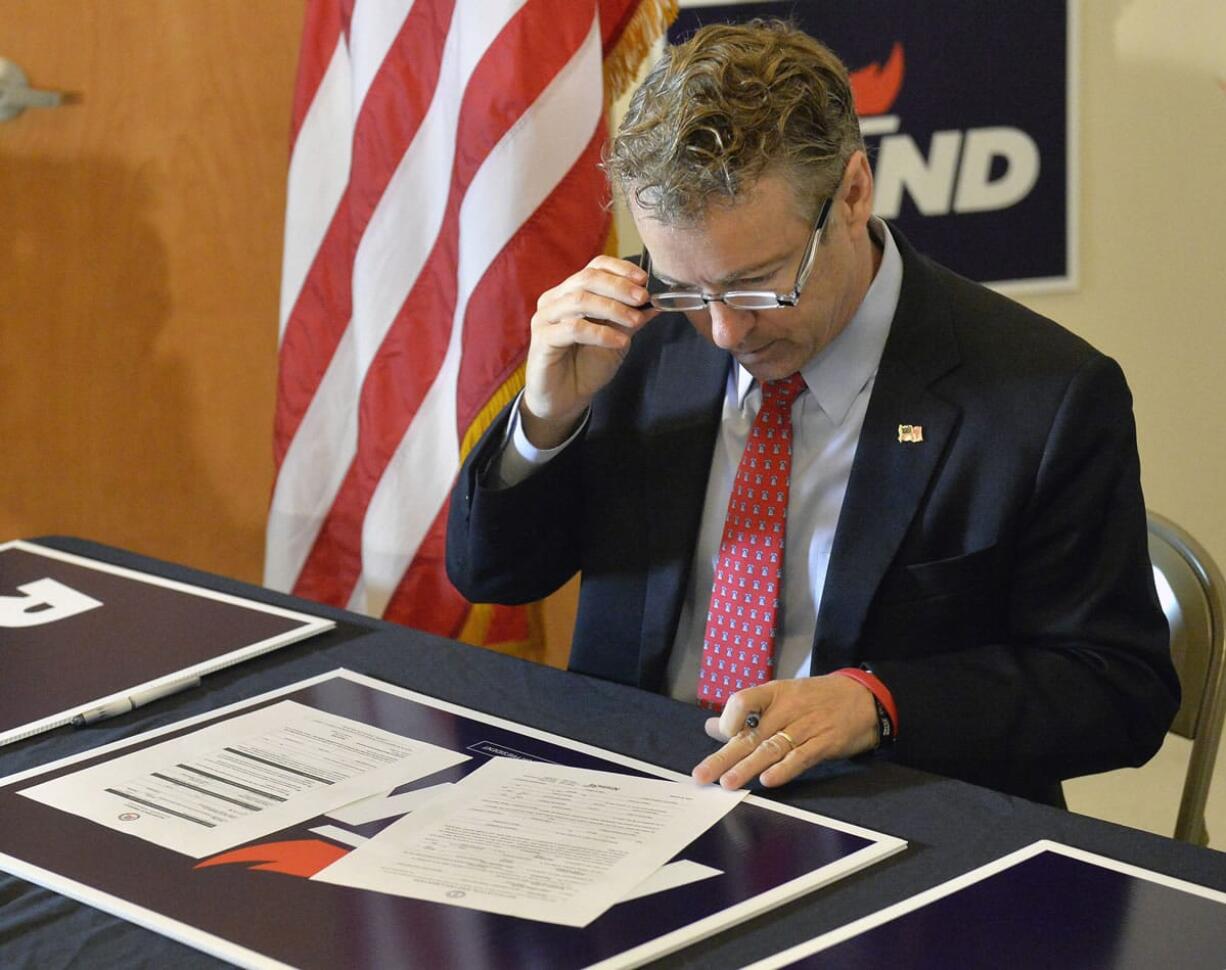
[[195, 839, 349, 878]]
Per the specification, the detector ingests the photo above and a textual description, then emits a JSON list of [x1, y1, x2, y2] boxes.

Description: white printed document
[[19, 700, 468, 858], [313, 756, 746, 927]]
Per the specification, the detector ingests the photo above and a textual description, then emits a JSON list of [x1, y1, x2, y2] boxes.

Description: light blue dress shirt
[[498, 220, 902, 703]]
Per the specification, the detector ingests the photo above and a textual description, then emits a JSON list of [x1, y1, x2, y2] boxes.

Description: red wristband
[[832, 667, 899, 742]]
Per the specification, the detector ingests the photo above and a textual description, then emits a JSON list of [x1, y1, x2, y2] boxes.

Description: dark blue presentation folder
[[749, 840, 1226, 970], [0, 669, 903, 969]]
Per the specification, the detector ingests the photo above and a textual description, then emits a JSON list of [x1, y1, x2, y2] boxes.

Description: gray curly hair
[[604, 19, 864, 226]]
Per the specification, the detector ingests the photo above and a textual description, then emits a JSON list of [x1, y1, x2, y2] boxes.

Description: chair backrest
[[1147, 511, 1226, 845]]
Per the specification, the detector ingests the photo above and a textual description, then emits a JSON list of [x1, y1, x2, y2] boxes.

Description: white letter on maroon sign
[[0, 578, 103, 627]]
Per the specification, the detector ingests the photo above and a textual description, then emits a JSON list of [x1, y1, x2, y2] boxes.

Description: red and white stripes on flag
[[266, 0, 674, 650]]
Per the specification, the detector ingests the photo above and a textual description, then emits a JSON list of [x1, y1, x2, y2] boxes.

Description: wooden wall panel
[[0, 2, 303, 583], [0, 2, 578, 666]]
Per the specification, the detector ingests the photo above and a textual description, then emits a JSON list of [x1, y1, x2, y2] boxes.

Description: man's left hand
[[692, 675, 880, 789]]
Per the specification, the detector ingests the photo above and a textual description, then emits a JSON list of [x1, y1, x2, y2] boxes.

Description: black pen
[[745, 711, 761, 731]]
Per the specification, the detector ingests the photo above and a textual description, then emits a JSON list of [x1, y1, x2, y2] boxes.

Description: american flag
[[265, 0, 674, 650]]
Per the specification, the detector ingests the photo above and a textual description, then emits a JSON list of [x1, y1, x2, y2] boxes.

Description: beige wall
[[1025, 0, 1226, 573], [614, 0, 1226, 576]]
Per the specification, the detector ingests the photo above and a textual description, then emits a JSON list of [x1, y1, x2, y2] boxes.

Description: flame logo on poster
[[851, 43, 1040, 219], [197, 838, 350, 878]]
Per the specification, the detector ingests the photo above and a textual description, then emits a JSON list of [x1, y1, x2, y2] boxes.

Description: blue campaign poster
[[0, 670, 903, 969], [670, 1, 1074, 290]]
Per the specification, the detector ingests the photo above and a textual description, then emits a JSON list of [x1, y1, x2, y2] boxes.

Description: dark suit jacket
[[446, 227, 1179, 805]]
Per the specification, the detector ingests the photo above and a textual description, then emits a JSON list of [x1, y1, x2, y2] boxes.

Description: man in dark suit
[[446, 20, 1178, 806]]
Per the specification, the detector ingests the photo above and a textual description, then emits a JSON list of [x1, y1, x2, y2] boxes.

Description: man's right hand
[[520, 255, 659, 449]]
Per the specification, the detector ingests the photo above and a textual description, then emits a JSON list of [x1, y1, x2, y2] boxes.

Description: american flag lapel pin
[[897, 424, 924, 443]]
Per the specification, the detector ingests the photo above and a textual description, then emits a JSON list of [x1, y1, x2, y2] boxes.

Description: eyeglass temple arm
[[791, 197, 833, 297]]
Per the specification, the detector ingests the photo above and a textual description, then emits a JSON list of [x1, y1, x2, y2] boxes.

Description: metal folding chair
[[1147, 511, 1226, 845]]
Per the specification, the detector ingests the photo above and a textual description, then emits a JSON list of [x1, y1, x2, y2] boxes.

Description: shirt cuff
[[488, 391, 589, 488]]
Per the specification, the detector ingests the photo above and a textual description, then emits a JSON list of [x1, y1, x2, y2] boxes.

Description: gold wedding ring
[[773, 730, 797, 751], [761, 731, 796, 758]]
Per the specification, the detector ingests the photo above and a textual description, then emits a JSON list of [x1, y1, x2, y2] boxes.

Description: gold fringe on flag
[[456, 362, 544, 660], [603, 1, 678, 258], [604, 222, 620, 258], [459, 362, 526, 464], [457, 600, 546, 661], [457, 2, 678, 664], [602, 1, 678, 259], [603, 0, 679, 104], [457, 602, 493, 648]]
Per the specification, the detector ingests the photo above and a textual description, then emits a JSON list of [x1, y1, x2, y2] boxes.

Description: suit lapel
[[812, 232, 962, 672], [637, 328, 728, 690]]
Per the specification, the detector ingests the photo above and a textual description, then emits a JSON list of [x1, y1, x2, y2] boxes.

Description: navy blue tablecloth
[[1, 537, 1222, 969]]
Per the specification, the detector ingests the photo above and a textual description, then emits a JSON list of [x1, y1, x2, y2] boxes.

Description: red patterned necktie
[[697, 373, 807, 710]]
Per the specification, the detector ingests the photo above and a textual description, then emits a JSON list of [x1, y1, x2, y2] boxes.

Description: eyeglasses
[[640, 196, 832, 312]]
